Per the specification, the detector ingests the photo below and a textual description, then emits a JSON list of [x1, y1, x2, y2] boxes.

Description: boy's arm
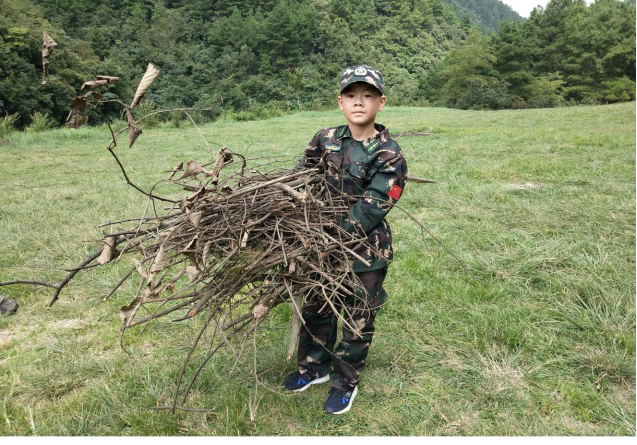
[[339, 153, 407, 236]]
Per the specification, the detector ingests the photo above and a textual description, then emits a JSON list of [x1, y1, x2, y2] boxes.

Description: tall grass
[[25, 111, 53, 133], [0, 103, 634, 435], [0, 112, 19, 137]]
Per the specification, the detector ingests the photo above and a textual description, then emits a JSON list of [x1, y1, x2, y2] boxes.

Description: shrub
[[600, 77, 636, 103], [221, 103, 284, 122], [168, 111, 184, 128], [526, 74, 566, 108], [454, 76, 514, 110], [0, 112, 19, 137], [25, 111, 53, 133]]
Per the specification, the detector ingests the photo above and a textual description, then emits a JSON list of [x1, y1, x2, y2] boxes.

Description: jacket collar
[[336, 123, 389, 143]]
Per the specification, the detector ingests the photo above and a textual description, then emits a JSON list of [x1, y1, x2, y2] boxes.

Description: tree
[[492, 21, 535, 101], [440, 30, 512, 109]]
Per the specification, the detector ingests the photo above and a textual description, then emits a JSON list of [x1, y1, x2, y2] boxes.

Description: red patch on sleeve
[[388, 184, 403, 201]]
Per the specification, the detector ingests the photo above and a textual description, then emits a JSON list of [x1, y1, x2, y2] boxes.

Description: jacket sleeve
[[296, 130, 323, 168], [339, 151, 407, 236]]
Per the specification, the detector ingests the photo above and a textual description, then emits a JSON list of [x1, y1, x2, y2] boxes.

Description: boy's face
[[338, 82, 386, 128]]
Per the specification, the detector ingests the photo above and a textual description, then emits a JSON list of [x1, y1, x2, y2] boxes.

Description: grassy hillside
[[0, 103, 635, 435]]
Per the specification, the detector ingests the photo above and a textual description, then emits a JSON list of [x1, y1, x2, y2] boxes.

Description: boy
[[283, 65, 407, 415]]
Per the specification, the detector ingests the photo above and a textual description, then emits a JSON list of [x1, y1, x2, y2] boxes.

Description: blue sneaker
[[323, 385, 358, 415], [283, 371, 330, 392]]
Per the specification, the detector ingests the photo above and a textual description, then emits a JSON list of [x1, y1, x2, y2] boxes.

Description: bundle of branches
[[96, 147, 380, 408], [3, 144, 378, 411], [114, 152, 366, 322]]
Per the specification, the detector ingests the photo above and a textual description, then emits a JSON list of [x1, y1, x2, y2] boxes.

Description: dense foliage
[[0, 0, 467, 127], [0, 0, 635, 128], [425, 0, 636, 109], [442, 0, 523, 34]]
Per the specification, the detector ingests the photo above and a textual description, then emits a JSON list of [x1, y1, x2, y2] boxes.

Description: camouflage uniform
[[297, 121, 408, 390]]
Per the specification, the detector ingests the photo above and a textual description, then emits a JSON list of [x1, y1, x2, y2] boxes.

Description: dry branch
[[41, 31, 57, 85]]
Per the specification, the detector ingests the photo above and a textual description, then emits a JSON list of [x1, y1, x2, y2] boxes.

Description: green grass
[[0, 103, 635, 435]]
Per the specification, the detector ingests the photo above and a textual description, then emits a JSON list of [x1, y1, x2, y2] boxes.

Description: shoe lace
[[290, 371, 312, 386], [329, 387, 352, 404]]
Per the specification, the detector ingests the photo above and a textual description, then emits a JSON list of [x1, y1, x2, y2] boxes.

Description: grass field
[[0, 103, 635, 436]]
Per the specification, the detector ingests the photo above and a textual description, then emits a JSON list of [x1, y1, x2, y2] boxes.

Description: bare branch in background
[[126, 107, 142, 148], [41, 31, 58, 85], [80, 75, 120, 91], [65, 97, 88, 128]]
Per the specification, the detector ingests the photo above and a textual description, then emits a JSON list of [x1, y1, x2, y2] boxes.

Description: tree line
[[442, 0, 524, 34], [0, 0, 634, 129], [424, 0, 636, 109]]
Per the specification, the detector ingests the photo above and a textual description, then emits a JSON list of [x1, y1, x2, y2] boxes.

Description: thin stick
[[0, 280, 58, 289], [396, 116, 417, 140], [151, 406, 215, 413]]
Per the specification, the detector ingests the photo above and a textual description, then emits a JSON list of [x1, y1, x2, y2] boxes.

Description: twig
[[0, 280, 58, 289], [396, 116, 417, 140]]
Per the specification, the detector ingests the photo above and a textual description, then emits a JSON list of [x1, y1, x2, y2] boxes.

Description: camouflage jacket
[[301, 124, 407, 272]]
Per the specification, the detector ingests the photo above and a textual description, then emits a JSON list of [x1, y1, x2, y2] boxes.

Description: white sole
[[327, 386, 358, 414], [293, 374, 331, 393]]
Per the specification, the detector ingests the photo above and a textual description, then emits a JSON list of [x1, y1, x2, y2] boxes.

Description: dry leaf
[[80, 80, 108, 91], [131, 63, 160, 107], [185, 266, 200, 283], [131, 258, 149, 281], [178, 160, 215, 179], [208, 147, 234, 185], [240, 230, 250, 248], [252, 303, 269, 320], [97, 236, 118, 265], [185, 252, 198, 268], [119, 297, 142, 326], [151, 245, 166, 273], [96, 75, 120, 82], [41, 31, 58, 85], [65, 97, 88, 129], [183, 236, 198, 253], [202, 242, 211, 265], [168, 162, 184, 180], [187, 210, 202, 227], [126, 107, 142, 148], [179, 160, 203, 179], [80, 75, 119, 91], [83, 91, 102, 102]]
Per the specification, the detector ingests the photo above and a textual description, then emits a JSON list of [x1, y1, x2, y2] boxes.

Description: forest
[[0, 0, 635, 128], [442, 0, 524, 33]]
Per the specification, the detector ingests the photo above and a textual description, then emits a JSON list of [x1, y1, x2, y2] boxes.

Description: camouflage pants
[[297, 267, 388, 390]]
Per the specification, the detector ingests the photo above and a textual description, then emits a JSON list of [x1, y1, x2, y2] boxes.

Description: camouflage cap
[[340, 65, 385, 95]]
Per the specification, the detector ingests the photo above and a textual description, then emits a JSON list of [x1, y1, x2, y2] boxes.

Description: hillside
[[0, 0, 633, 128], [443, 0, 525, 33], [1, 0, 468, 127]]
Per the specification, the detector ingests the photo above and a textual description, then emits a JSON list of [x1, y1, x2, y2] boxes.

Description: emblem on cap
[[354, 66, 367, 76]]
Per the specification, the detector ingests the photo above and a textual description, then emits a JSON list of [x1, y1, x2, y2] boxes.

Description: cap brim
[[340, 76, 383, 94]]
